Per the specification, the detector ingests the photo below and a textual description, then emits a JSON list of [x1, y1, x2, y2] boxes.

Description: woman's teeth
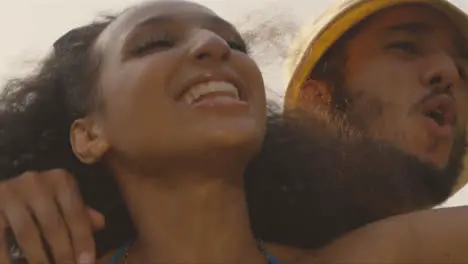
[[183, 81, 240, 105]]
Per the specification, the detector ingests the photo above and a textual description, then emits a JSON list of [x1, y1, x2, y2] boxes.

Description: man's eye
[[386, 41, 418, 54]]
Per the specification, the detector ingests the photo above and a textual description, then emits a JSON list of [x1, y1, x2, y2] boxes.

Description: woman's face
[[73, 0, 266, 168]]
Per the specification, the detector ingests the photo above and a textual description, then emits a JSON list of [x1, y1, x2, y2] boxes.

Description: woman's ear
[[70, 117, 109, 164], [299, 79, 332, 111]]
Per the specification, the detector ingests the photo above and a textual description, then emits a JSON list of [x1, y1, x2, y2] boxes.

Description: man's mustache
[[412, 87, 455, 112]]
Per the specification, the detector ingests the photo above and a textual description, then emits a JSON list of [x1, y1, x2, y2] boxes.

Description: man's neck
[[114, 165, 265, 264]]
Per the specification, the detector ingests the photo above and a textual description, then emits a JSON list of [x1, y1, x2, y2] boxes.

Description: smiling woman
[[0, 1, 280, 263]]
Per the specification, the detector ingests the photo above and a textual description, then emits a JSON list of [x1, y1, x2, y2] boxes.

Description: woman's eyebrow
[[132, 14, 176, 32]]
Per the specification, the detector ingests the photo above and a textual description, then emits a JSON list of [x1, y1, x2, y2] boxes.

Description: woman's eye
[[387, 41, 418, 54], [132, 38, 174, 55], [227, 40, 248, 53]]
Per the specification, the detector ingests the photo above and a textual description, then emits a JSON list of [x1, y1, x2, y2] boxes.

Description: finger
[[18, 172, 75, 264], [49, 170, 95, 264], [0, 215, 11, 264], [0, 196, 49, 264], [86, 208, 105, 232]]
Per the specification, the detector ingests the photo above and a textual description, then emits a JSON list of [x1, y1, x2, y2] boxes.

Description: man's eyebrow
[[386, 22, 433, 34]]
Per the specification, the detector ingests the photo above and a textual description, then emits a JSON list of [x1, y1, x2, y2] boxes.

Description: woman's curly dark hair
[[0, 17, 136, 256]]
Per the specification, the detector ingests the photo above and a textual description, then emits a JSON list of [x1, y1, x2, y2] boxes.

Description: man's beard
[[245, 102, 465, 249]]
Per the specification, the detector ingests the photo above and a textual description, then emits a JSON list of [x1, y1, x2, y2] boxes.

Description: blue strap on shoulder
[[107, 243, 127, 264], [265, 249, 283, 264]]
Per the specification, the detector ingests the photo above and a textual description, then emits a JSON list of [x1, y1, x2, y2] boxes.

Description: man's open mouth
[[422, 95, 455, 128]]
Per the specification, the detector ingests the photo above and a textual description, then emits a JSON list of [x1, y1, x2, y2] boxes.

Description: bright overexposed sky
[[0, 0, 467, 206]]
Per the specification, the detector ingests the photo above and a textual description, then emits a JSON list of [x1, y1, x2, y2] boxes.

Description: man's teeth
[[183, 81, 239, 104]]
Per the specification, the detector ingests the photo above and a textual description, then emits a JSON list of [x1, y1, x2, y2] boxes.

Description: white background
[[0, 0, 466, 206]]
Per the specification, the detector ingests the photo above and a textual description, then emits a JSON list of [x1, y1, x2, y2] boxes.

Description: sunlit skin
[[3, 3, 468, 264]]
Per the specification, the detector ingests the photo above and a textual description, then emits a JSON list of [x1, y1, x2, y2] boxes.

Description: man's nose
[[421, 52, 459, 93]]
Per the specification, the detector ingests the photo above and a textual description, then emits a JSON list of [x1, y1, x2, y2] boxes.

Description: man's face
[[305, 4, 468, 169], [344, 4, 468, 168]]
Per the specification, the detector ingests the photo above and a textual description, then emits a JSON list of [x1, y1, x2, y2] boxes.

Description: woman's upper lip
[[176, 71, 244, 101]]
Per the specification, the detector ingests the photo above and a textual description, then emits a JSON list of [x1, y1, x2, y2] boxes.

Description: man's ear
[[299, 79, 332, 111], [70, 117, 109, 164]]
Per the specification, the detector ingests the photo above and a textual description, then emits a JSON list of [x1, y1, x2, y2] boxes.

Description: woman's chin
[[195, 117, 264, 145], [202, 128, 264, 154]]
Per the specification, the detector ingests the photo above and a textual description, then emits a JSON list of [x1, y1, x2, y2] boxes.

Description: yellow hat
[[284, 0, 468, 195]]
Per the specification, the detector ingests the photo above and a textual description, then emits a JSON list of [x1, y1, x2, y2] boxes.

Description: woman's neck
[[114, 164, 266, 264]]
